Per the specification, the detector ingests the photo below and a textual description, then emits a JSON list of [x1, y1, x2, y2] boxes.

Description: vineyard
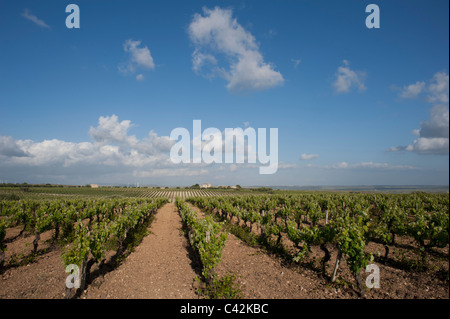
[[0, 186, 248, 201], [0, 186, 448, 299]]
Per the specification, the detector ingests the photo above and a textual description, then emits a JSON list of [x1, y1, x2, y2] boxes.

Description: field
[[0, 185, 448, 300]]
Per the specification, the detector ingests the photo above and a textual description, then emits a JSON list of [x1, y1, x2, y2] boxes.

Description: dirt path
[[85, 203, 199, 299]]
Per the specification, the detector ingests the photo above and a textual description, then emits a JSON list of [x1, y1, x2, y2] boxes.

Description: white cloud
[[136, 74, 145, 81], [192, 49, 218, 74], [427, 71, 449, 104], [0, 136, 29, 157], [419, 104, 449, 139], [399, 81, 426, 99], [332, 60, 366, 94], [352, 162, 418, 170], [333, 161, 349, 169], [391, 72, 449, 155], [307, 161, 418, 171], [21, 9, 50, 29], [89, 115, 138, 147], [397, 72, 448, 103], [133, 168, 209, 178], [1, 115, 174, 172], [88, 115, 174, 157], [137, 130, 174, 155], [188, 6, 284, 92], [119, 39, 155, 76], [300, 153, 319, 160], [404, 137, 449, 155]]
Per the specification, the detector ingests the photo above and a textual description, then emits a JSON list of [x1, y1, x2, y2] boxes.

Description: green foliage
[[62, 221, 90, 267], [187, 191, 448, 288], [333, 209, 373, 274], [0, 219, 7, 253], [177, 199, 228, 287], [198, 272, 244, 299]]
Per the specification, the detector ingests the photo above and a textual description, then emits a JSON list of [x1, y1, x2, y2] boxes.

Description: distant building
[[201, 183, 211, 189], [90, 184, 99, 188]]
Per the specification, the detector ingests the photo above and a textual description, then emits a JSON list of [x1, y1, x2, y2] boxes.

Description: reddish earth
[[84, 202, 198, 299], [0, 203, 448, 299]]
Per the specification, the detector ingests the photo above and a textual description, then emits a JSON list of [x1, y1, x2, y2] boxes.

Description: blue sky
[[0, 0, 448, 186]]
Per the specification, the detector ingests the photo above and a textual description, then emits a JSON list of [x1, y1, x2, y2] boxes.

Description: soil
[[0, 225, 67, 298], [0, 203, 448, 299], [84, 203, 198, 299]]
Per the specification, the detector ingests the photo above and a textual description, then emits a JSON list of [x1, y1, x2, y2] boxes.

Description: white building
[[200, 183, 211, 189]]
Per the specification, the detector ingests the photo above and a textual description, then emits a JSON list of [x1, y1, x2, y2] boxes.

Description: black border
[[1, 298, 448, 318]]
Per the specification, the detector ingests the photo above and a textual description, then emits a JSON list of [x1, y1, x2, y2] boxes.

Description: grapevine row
[[0, 197, 168, 297], [175, 199, 227, 287], [187, 192, 449, 295]]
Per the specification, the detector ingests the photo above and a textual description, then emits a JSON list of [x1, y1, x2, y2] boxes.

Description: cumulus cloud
[[332, 60, 366, 94], [398, 81, 426, 99], [119, 39, 155, 79], [192, 49, 218, 74], [390, 137, 449, 155], [89, 115, 138, 146], [0, 115, 180, 183], [188, 6, 284, 92], [0, 136, 29, 157], [21, 8, 50, 29], [391, 72, 449, 155], [419, 104, 449, 139], [427, 72, 449, 104], [88, 115, 174, 157], [133, 168, 209, 178], [397, 72, 448, 103], [137, 130, 174, 155]]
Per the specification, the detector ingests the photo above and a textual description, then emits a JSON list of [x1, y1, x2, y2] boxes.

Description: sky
[[0, 0, 448, 187]]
